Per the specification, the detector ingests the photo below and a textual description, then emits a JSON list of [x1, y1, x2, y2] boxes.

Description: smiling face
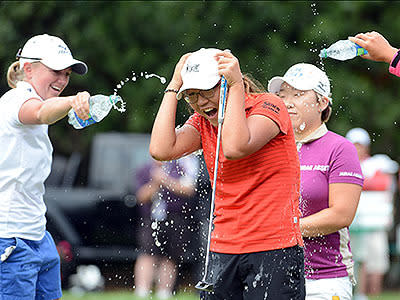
[[24, 62, 71, 100], [183, 84, 221, 127], [278, 82, 327, 138]]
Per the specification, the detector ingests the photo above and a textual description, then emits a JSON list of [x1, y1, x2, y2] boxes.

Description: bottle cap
[[319, 49, 327, 58]]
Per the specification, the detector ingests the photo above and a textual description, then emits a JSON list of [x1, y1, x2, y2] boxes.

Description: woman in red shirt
[[150, 48, 304, 300]]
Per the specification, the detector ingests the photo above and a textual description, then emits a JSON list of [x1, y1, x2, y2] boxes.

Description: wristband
[[164, 88, 179, 94], [390, 50, 400, 68]]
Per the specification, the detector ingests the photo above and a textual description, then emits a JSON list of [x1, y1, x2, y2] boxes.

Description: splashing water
[[112, 70, 167, 113]]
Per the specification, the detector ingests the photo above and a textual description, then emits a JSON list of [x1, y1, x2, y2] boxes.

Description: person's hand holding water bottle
[[69, 91, 90, 120], [349, 31, 398, 63]]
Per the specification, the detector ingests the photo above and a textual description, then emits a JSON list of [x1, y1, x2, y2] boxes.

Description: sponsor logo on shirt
[[262, 101, 280, 114], [339, 171, 363, 179], [300, 164, 329, 171]]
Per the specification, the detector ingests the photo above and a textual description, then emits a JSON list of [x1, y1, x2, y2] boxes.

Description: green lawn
[[369, 292, 400, 300], [61, 290, 400, 300], [62, 290, 199, 300]]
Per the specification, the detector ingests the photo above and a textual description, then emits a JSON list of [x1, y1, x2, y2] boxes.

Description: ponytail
[[242, 73, 265, 94], [7, 61, 24, 88]]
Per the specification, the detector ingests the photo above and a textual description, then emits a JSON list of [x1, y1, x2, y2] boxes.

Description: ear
[[318, 96, 330, 111], [22, 62, 33, 80]]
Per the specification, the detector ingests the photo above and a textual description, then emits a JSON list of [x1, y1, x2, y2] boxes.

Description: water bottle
[[319, 40, 368, 61], [68, 94, 121, 129]]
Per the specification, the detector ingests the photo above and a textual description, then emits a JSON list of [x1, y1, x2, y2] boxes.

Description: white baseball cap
[[177, 48, 222, 100], [17, 34, 88, 75], [268, 63, 332, 102], [345, 127, 371, 146]]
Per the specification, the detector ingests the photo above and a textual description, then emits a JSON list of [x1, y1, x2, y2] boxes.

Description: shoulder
[[246, 93, 285, 109], [245, 92, 288, 116], [316, 131, 359, 161], [321, 131, 355, 148]]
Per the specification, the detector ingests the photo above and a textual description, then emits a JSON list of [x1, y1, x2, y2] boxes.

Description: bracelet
[[391, 50, 400, 68], [164, 88, 179, 94]]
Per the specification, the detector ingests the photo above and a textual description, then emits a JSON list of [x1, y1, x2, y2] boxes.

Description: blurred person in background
[[133, 155, 199, 300], [268, 63, 363, 300], [349, 31, 400, 78], [150, 48, 304, 300], [346, 128, 399, 300], [0, 34, 88, 300]]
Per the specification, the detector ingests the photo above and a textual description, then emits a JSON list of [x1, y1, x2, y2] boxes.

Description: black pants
[[200, 246, 305, 300]]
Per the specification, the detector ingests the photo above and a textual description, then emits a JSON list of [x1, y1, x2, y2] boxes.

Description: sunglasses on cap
[[16, 48, 42, 61]]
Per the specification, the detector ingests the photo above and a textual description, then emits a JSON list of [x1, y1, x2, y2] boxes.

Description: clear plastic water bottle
[[68, 94, 121, 129], [319, 40, 368, 61]]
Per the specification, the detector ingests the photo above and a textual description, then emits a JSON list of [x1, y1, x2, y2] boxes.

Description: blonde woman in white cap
[[0, 34, 89, 300], [268, 63, 364, 300], [150, 49, 304, 299]]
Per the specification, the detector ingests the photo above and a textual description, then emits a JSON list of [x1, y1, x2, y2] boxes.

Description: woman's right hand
[[169, 53, 192, 89], [70, 91, 90, 120]]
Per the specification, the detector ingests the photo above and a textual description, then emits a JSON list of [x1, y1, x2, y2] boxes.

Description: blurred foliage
[[0, 1, 399, 160]]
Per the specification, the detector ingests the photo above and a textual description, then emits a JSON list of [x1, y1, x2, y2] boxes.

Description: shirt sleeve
[[249, 93, 291, 135], [9, 84, 42, 126], [328, 139, 364, 186], [389, 50, 400, 77], [184, 112, 202, 132]]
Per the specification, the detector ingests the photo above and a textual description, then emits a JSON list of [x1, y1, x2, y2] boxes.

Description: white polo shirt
[[0, 81, 52, 240]]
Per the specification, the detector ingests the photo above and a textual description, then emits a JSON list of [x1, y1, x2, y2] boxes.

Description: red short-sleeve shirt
[[186, 93, 303, 254]]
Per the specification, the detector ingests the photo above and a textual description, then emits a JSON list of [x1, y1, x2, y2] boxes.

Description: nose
[[196, 94, 209, 106], [58, 73, 70, 85]]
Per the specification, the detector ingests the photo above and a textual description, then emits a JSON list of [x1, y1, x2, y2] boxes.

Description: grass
[[61, 290, 400, 300], [62, 290, 199, 300], [369, 292, 400, 300]]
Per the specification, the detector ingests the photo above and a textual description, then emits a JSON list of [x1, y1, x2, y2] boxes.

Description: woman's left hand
[[215, 50, 243, 87]]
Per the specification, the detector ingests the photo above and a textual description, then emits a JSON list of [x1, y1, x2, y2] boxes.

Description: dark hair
[[321, 106, 332, 123], [242, 73, 265, 93], [316, 93, 332, 123]]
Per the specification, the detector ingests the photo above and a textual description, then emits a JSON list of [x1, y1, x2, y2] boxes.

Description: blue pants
[[0, 231, 62, 300]]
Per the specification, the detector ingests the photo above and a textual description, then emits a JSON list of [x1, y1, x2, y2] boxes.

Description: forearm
[[35, 96, 74, 124], [162, 176, 195, 196], [300, 208, 353, 238], [221, 83, 250, 159], [149, 89, 180, 160], [136, 183, 159, 204]]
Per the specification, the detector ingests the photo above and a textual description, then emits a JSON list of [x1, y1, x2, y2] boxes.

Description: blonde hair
[[7, 61, 24, 88]]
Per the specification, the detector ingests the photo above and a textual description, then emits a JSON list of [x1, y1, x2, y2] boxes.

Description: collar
[[295, 123, 328, 150], [16, 81, 43, 101]]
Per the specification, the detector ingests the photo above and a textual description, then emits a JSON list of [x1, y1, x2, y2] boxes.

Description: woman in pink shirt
[[268, 63, 364, 300]]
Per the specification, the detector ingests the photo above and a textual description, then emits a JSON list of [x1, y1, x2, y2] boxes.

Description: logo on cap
[[317, 81, 327, 93], [57, 44, 70, 55], [186, 63, 200, 73]]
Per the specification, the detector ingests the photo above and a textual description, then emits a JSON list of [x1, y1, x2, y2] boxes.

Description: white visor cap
[[345, 127, 371, 146], [177, 48, 222, 100], [18, 34, 88, 75], [268, 63, 331, 102]]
